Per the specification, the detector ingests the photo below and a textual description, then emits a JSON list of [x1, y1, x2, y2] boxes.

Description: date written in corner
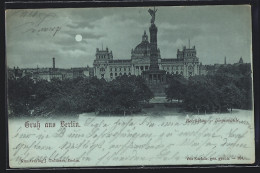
[[24, 121, 80, 130]]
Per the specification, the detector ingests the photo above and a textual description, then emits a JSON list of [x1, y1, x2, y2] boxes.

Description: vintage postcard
[[6, 5, 255, 168]]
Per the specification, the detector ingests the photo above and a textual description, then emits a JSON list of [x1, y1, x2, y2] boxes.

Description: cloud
[[6, 6, 252, 68]]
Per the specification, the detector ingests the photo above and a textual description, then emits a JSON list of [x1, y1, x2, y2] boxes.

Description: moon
[[75, 34, 82, 42]]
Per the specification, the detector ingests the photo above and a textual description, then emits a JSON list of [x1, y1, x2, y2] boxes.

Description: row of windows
[[106, 66, 150, 71], [136, 66, 149, 70], [166, 71, 193, 76], [110, 67, 131, 72], [186, 53, 195, 56], [110, 72, 131, 78], [102, 65, 193, 73], [98, 55, 109, 59], [163, 66, 184, 70], [100, 71, 193, 78], [178, 53, 195, 57], [101, 72, 132, 79], [166, 71, 184, 75]]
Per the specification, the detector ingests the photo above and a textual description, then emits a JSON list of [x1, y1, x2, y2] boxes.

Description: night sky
[[6, 5, 252, 68]]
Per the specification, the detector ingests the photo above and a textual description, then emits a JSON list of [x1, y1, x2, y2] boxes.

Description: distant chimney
[[224, 56, 226, 65], [239, 57, 243, 64], [52, 57, 55, 69]]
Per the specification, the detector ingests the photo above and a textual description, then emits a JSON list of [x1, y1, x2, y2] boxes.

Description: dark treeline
[[8, 63, 252, 116], [8, 75, 153, 116], [166, 63, 253, 113]]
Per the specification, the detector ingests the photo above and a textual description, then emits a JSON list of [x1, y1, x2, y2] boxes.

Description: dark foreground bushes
[[8, 75, 153, 116], [165, 63, 253, 113]]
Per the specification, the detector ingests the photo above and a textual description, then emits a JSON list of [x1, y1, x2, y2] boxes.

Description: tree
[[96, 75, 153, 115], [132, 76, 154, 103], [183, 76, 221, 113], [8, 77, 35, 115], [220, 83, 243, 112], [209, 63, 252, 112], [165, 74, 187, 103]]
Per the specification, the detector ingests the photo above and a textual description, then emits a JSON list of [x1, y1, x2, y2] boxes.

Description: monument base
[[142, 70, 167, 97], [142, 69, 166, 84]]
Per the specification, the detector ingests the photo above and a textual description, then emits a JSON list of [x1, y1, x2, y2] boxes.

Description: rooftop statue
[[148, 7, 157, 24]]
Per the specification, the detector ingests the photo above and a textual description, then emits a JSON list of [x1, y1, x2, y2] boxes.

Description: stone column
[[149, 23, 159, 70]]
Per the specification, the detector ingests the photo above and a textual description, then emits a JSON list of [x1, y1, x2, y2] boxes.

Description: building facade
[[93, 31, 203, 81], [93, 8, 204, 81]]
